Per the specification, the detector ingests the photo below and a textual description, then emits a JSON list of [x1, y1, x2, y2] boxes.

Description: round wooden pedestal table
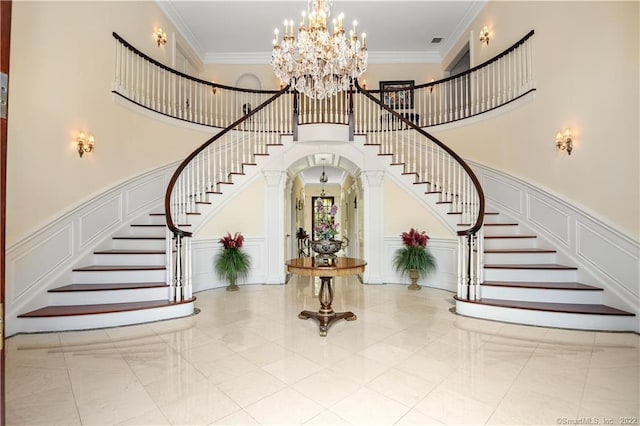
[[285, 257, 366, 337]]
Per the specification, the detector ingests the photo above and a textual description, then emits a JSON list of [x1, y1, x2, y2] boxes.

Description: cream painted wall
[[7, 1, 211, 246], [436, 1, 639, 238], [196, 177, 265, 239], [383, 179, 454, 239]]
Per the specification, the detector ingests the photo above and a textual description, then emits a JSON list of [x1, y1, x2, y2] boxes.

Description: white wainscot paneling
[[527, 194, 570, 247], [126, 175, 167, 216], [5, 162, 178, 335], [482, 175, 523, 215], [11, 225, 73, 302], [576, 222, 639, 298], [470, 160, 640, 318], [382, 237, 457, 292], [79, 195, 122, 249], [191, 237, 267, 292]]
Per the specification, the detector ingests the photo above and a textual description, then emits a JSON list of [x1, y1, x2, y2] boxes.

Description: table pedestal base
[[298, 276, 357, 336]]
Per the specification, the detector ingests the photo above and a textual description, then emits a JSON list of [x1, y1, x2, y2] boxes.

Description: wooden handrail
[[164, 85, 291, 237], [354, 79, 485, 236], [373, 30, 535, 93], [112, 32, 279, 95]]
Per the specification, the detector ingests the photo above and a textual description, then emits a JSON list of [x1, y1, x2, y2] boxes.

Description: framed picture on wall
[[380, 80, 415, 109]]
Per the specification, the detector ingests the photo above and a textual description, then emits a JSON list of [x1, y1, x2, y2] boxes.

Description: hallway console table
[[285, 257, 367, 337]]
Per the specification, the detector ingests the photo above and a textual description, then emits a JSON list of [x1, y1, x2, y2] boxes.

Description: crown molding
[[156, 0, 205, 59]]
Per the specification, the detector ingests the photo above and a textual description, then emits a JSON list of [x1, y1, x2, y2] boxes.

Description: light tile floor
[[5, 276, 639, 425]]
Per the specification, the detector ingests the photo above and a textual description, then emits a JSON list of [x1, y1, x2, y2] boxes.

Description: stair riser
[[126, 227, 167, 237], [483, 238, 538, 250], [49, 287, 169, 305], [112, 239, 166, 251], [483, 226, 521, 236], [455, 300, 636, 332], [483, 252, 556, 264], [480, 286, 603, 304], [484, 268, 577, 282], [146, 215, 168, 225], [72, 269, 166, 284], [92, 253, 166, 266], [16, 301, 195, 333]]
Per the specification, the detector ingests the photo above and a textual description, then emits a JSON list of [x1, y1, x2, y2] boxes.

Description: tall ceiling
[[158, 1, 486, 64], [157, 1, 486, 184]]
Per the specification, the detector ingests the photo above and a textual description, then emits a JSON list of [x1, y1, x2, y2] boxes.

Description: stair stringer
[[469, 161, 639, 332]]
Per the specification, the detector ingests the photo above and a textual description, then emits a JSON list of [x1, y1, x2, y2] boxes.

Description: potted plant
[[393, 228, 436, 290], [214, 232, 251, 291]]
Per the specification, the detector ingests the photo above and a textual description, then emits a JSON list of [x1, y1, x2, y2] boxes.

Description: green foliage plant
[[393, 228, 437, 279], [214, 232, 251, 291]]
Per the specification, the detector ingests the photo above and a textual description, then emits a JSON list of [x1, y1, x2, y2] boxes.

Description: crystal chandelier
[[271, 0, 368, 99]]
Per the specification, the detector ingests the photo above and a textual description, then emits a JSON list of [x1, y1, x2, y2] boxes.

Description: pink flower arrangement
[[400, 228, 429, 248], [314, 200, 339, 240], [218, 232, 244, 249]]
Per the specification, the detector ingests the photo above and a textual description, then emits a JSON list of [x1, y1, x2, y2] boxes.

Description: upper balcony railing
[[112, 30, 535, 131], [112, 33, 287, 131], [355, 30, 535, 131]]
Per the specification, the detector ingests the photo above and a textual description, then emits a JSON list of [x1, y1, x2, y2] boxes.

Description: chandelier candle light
[[271, 0, 368, 99]]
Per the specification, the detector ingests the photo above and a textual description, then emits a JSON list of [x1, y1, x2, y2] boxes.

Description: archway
[[286, 153, 363, 262]]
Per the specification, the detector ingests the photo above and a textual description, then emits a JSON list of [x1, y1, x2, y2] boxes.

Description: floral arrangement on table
[[313, 200, 339, 241], [393, 228, 436, 290], [214, 232, 251, 291]]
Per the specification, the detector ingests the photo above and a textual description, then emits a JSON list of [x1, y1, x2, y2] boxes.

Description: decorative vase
[[408, 269, 421, 290], [310, 239, 343, 262]]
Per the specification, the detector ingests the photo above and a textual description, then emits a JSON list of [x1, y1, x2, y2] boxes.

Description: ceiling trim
[[156, 0, 205, 59], [439, 0, 487, 63]]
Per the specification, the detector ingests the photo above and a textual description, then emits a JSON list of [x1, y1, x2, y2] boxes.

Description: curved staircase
[[454, 211, 636, 331], [17, 212, 195, 332]]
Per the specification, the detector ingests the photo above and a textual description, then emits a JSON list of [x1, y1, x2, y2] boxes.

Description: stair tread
[[50, 282, 167, 292], [447, 212, 499, 215], [484, 263, 577, 270], [484, 223, 518, 226], [18, 298, 196, 318], [131, 224, 165, 227], [482, 281, 603, 291], [94, 249, 165, 255], [483, 248, 557, 253], [113, 236, 165, 240], [73, 265, 165, 271], [458, 297, 635, 316], [484, 235, 537, 239]]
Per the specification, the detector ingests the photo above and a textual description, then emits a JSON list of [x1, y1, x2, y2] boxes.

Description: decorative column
[[263, 170, 286, 284], [361, 170, 385, 284]]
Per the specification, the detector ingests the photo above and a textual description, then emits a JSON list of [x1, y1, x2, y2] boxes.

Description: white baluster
[[166, 228, 174, 301], [185, 237, 192, 300]]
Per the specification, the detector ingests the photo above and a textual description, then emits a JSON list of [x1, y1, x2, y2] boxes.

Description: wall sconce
[[429, 78, 435, 93], [555, 128, 573, 155], [211, 80, 217, 95], [479, 26, 490, 45], [155, 28, 167, 47], [362, 79, 367, 90], [279, 80, 286, 90], [77, 131, 95, 158]]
